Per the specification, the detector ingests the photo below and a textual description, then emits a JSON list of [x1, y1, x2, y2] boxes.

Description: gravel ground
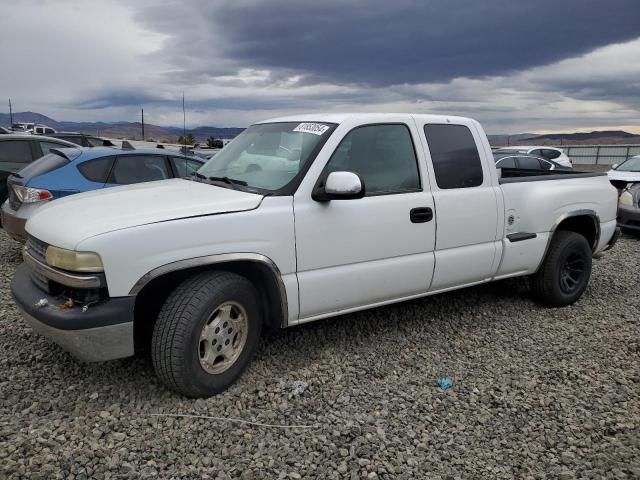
[[1, 229, 638, 479]]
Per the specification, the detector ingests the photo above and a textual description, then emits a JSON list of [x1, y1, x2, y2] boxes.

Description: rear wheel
[[151, 271, 262, 397], [530, 231, 592, 307]]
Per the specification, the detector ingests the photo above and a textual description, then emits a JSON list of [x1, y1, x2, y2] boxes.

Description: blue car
[[1, 145, 205, 241]]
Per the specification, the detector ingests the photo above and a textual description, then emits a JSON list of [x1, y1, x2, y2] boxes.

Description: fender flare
[[540, 209, 600, 263], [128, 253, 289, 327]]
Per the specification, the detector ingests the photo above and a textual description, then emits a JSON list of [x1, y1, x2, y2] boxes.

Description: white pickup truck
[[11, 114, 620, 397]]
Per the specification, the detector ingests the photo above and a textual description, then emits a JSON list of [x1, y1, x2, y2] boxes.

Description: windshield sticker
[[293, 123, 330, 136]]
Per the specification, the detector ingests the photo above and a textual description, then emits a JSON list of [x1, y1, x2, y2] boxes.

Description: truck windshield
[[196, 122, 335, 192]]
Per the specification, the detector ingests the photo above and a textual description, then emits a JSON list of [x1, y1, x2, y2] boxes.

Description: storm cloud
[[1, 0, 639, 132], [133, 0, 640, 86]]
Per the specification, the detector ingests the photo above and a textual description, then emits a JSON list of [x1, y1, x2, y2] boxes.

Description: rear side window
[[16, 152, 70, 178], [170, 156, 203, 177], [56, 136, 83, 146], [543, 149, 560, 159], [496, 156, 516, 168], [87, 137, 106, 147], [39, 141, 69, 155], [517, 156, 542, 169], [424, 124, 483, 189], [108, 155, 170, 184], [0, 140, 33, 163], [78, 156, 115, 183]]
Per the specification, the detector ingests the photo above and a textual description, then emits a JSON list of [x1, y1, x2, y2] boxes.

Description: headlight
[[45, 246, 103, 272], [619, 190, 633, 206]]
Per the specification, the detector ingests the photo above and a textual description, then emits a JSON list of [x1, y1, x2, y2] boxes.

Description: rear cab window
[[423, 124, 484, 189]]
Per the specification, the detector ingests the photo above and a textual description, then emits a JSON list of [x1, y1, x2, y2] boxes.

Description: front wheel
[[151, 271, 262, 397], [530, 231, 592, 307]]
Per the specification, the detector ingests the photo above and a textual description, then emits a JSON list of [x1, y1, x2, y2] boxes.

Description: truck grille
[[25, 236, 50, 292], [26, 236, 48, 263]]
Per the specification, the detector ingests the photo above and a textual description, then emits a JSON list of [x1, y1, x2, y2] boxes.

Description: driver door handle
[[410, 207, 433, 223]]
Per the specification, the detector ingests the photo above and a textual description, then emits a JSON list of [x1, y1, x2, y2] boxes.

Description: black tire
[[151, 271, 262, 397], [530, 231, 592, 307]]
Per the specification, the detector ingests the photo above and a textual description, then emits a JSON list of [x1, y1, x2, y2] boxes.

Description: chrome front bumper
[[11, 263, 135, 362], [21, 311, 134, 362]]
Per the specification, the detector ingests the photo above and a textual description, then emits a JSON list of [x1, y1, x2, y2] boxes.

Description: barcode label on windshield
[[293, 123, 330, 136]]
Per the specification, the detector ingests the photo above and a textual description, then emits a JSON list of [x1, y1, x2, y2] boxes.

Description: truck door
[[418, 121, 501, 290], [293, 120, 436, 321]]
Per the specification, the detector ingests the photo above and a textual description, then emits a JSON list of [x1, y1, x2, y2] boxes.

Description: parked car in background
[[192, 146, 221, 159], [607, 155, 640, 192], [0, 135, 77, 208], [10, 113, 618, 397], [617, 182, 640, 234], [33, 125, 57, 135], [1, 146, 205, 241], [494, 153, 570, 171], [11, 122, 35, 132], [494, 146, 572, 168], [49, 132, 114, 147]]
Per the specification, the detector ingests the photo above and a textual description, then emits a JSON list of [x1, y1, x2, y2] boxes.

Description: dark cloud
[[136, 0, 640, 86], [70, 90, 168, 109]]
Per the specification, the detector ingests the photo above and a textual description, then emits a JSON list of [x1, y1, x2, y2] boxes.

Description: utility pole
[[141, 107, 145, 140], [182, 92, 186, 145], [9, 98, 13, 127]]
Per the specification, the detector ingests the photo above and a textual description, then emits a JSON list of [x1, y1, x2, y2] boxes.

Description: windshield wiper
[[207, 176, 249, 189]]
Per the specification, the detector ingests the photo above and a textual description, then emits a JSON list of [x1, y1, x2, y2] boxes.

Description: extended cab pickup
[[11, 114, 620, 397]]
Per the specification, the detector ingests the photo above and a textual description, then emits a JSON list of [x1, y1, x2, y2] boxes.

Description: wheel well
[[132, 261, 286, 353], [555, 215, 598, 250]]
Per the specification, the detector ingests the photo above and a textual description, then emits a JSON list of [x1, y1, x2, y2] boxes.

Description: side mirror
[[313, 171, 365, 202], [612, 163, 619, 170]]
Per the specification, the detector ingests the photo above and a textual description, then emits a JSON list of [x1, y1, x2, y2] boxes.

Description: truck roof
[[257, 112, 474, 125]]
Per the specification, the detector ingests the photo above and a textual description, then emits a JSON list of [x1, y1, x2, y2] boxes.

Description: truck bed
[[498, 168, 606, 184]]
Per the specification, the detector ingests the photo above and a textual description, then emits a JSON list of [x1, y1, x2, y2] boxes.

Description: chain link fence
[[556, 145, 640, 165]]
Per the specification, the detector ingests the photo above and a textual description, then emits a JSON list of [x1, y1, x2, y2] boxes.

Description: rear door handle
[[410, 207, 433, 223]]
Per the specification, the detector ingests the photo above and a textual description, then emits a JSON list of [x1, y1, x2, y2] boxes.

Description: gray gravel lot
[[1, 229, 638, 479]]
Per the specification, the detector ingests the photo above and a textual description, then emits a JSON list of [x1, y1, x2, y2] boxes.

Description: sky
[[1, 0, 639, 134]]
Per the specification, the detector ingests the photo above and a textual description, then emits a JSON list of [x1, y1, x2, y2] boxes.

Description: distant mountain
[[3, 112, 638, 145], [0, 111, 244, 142], [489, 130, 640, 146], [487, 133, 536, 143], [528, 130, 636, 141]]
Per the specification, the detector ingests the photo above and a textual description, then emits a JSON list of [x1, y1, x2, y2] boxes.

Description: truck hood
[[607, 170, 640, 183], [26, 178, 263, 249]]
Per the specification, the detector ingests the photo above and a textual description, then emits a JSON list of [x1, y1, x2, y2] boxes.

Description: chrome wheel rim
[[198, 302, 248, 374]]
